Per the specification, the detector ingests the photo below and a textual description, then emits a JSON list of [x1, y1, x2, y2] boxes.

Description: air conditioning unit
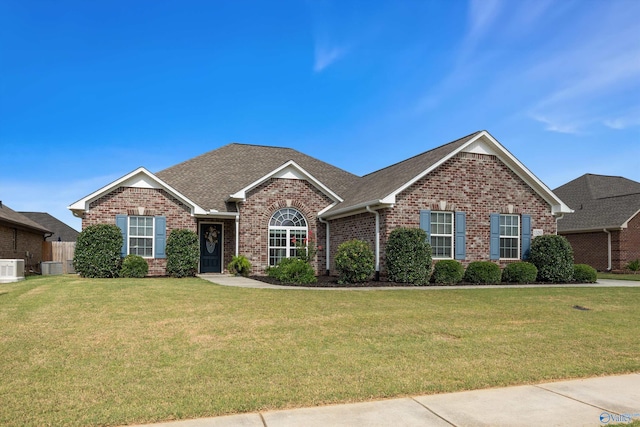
[[0, 259, 25, 283], [42, 261, 63, 275]]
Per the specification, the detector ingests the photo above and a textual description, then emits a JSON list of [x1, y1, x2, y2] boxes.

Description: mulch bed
[[249, 275, 584, 288]]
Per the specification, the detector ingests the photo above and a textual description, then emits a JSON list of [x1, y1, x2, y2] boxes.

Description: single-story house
[[554, 174, 640, 271], [0, 201, 52, 271], [68, 130, 572, 277]]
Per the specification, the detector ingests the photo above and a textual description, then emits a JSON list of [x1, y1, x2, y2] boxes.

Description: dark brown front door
[[200, 224, 222, 273]]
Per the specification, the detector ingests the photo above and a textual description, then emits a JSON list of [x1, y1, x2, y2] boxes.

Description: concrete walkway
[[132, 373, 640, 426], [198, 274, 640, 290]]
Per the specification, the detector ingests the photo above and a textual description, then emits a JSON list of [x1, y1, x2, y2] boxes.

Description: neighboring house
[[0, 202, 52, 270], [20, 212, 80, 242], [68, 130, 572, 277], [554, 174, 640, 271]]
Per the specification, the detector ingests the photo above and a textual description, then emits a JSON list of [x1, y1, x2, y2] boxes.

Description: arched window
[[268, 208, 308, 266]]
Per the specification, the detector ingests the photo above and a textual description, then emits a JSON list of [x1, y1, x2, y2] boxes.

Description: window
[[499, 214, 519, 259], [268, 208, 307, 266], [430, 212, 454, 258], [129, 216, 154, 257]]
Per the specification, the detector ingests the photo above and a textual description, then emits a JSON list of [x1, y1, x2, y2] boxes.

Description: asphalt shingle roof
[[0, 203, 51, 234], [329, 131, 482, 212], [155, 143, 360, 212], [19, 212, 80, 242], [554, 174, 640, 232]]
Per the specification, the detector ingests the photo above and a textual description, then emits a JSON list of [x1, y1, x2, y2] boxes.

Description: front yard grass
[[598, 272, 640, 281], [1, 275, 639, 426]]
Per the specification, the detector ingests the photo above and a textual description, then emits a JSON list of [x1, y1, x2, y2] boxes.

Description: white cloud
[[313, 44, 350, 73]]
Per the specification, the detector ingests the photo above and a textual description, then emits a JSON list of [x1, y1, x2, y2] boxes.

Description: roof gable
[[228, 160, 343, 204], [323, 131, 571, 218], [155, 143, 359, 213], [67, 167, 208, 217]]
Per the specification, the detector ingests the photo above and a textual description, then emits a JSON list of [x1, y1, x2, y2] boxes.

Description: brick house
[[68, 130, 571, 277], [0, 202, 52, 271], [554, 174, 640, 271]]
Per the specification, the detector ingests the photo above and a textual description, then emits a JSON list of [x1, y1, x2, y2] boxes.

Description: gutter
[[604, 229, 612, 271], [366, 206, 381, 281]]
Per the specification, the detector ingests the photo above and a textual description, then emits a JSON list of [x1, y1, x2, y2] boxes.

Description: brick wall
[[239, 178, 332, 275], [0, 224, 44, 272], [328, 212, 377, 275], [563, 232, 608, 270], [84, 187, 197, 275], [329, 152, 557, 277], [619, 213, 640, 269], [562, 213, 640, 271]]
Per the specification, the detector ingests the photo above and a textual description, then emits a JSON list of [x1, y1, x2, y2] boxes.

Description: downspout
[[603, 229, 612, 271], [318, 217, 330, 276], [235, 203, 240, 257], [366, 205, 380, 281]]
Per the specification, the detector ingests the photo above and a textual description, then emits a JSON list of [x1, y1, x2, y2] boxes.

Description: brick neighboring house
[[68, 130, 571, 277], [554, 174, 640, 271], [0, 202, 52, 271]]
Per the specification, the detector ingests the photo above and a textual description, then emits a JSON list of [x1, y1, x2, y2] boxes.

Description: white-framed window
[[129, 216, 154, 257], [268, 208, 307, 266], [431, 211, 454, 258], [499, 214, 520, 259]]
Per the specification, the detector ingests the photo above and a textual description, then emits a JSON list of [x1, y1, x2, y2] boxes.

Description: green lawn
[[598, 272, 640, 281], [1, 276, 639, 426]]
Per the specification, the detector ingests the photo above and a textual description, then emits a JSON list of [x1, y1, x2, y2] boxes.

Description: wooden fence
[[42, 241, 76, 274]]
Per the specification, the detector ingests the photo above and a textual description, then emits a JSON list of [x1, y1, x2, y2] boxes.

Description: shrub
[[529, 235, 574, 282], [626, 258, 640, 273], [166, 229, 199, 278], [227, 255, 252, 277], [431, 260, 464, 285], [573, 264, 597, 283], [335, 239, 375, 284], [386, 227, 432, 285], [463, 261, 502, 284], [74, 224, 123, 278], [120, 254, 149, 278], [502, 262, 538, 284], [267, 258, 317, 284]]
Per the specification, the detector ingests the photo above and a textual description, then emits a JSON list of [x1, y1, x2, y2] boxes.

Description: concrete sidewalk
[[198, 274, 640, 290], [132, 373, 640, 427]]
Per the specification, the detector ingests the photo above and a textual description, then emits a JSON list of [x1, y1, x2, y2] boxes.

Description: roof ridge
[[361, 130, 482, 178]]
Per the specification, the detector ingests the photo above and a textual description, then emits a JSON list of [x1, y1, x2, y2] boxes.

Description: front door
[[200, 224, 222, 273]]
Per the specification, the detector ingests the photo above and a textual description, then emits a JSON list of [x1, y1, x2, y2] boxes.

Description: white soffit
[[462, 139, 498, 156]]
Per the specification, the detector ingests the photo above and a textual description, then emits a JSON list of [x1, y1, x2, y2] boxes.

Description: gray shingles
[[19, 212, 79, 241], [554, 174, 640, 232], [0, 203, 51, 234], [155, 143, 360, 212]]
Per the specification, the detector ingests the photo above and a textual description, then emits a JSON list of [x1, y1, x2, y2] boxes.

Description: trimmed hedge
[[267, 258, 316, 284], [166, 229, 199, 278], [73, 224, 123, 278], [529, 235, 574, 282], [386, 227, 432, 285], [573, 264, 597, 283], [120, 254, 149, 278], [463, 261, 502, 284], [431, 260, 464, 285], [335, 239, 375, 284], [502, 262, 538, 284]]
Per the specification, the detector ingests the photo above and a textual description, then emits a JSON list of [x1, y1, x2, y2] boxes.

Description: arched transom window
[[268, 208, 308, 266]]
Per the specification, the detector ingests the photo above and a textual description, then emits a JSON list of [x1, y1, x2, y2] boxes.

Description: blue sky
[[1, 0, 639, 231]]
